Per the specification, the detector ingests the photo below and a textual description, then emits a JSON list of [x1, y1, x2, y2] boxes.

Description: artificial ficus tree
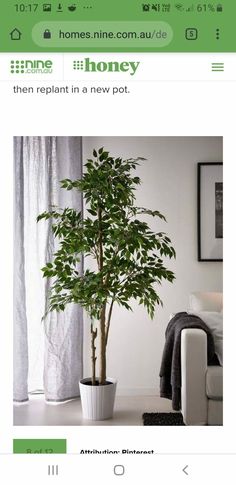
[[37, 148, 176, 385]]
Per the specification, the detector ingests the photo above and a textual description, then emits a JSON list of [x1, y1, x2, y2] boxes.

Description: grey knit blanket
[[159, 312, 215, 411]]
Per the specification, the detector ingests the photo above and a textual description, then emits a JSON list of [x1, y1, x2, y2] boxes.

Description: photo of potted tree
[[37, 148, 176, 420]]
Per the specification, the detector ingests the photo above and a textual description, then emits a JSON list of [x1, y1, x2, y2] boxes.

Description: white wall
[[82, 137, 223, 395]]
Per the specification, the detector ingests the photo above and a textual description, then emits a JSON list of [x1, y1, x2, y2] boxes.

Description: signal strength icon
[[175, 3, 184, 11], [186, 4, 194, 12]]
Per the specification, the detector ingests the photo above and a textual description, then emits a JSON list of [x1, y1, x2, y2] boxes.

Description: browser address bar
[[32, 21, 173, 48]]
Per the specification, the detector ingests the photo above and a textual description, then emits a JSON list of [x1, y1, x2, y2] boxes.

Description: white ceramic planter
[[79, 377, 117, 420]]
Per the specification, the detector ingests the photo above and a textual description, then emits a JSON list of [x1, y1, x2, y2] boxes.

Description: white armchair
[[181, 292, 223, 425]]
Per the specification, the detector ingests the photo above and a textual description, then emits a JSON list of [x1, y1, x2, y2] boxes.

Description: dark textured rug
[[142, 412, 185, 426]]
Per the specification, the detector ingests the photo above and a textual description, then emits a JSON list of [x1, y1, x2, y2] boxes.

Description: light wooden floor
[[14, 395, 173, 426]]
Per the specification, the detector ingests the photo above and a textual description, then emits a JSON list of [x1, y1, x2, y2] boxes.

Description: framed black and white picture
[[197, 162, 223, 262]]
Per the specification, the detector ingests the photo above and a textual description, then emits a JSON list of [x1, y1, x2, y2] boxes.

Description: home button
[[114, 465, 125, 476]]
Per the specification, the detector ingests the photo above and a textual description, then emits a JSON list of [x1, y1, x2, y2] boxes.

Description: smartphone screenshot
[[0, 1, 234, 483]]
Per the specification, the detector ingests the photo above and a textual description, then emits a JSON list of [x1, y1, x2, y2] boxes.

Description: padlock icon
[[216, 4, 223, 12], [43, 29, 51, 39]]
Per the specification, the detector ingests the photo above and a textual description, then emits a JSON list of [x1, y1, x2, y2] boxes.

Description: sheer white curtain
[[14, 136, 83, 402]]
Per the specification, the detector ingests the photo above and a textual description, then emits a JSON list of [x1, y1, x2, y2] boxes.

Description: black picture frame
[[197, 162, 223, 262]]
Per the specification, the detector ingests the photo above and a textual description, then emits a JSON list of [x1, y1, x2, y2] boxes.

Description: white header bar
[[0, 53, 235, 82]]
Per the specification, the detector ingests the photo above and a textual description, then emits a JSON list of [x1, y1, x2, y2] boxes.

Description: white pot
[[79, 377, 117, 420]]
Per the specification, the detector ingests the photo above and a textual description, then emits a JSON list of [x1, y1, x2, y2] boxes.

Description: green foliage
[[38, 148, 176, 322]]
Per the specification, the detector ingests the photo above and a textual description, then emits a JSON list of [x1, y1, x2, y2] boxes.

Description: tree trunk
[[100, 304, 106, 385], [91, 324, 97, 386], [105, 299, 114, 346], [97, 207, 107, 384]]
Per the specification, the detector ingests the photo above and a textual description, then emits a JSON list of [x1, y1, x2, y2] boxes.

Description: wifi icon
[[175, 3, 184, 11]]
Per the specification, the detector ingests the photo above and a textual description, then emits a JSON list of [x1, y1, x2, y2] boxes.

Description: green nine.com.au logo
[[10, 59, 53, 74]]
